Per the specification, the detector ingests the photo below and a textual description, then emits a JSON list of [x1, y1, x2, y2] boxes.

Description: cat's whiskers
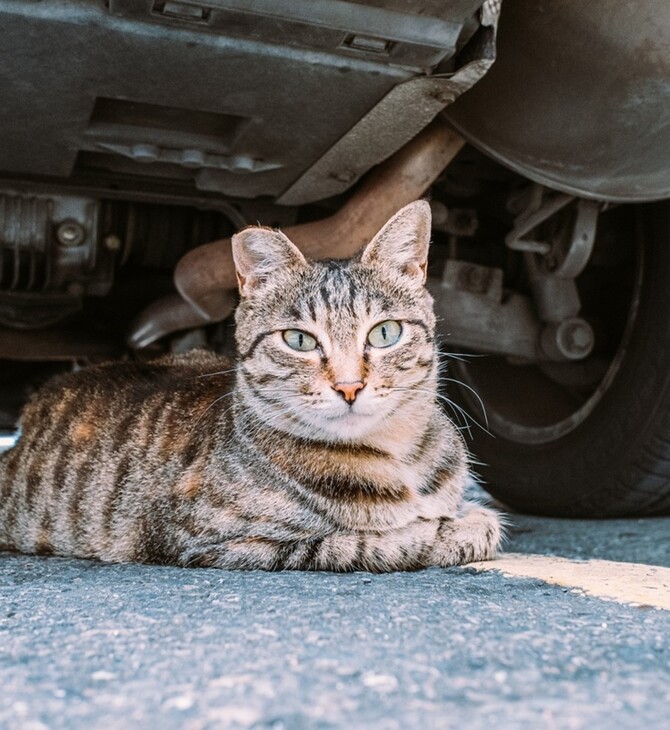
[[242, 406, 318, 443], [436, 348, 485, 363], [428, 390, 477, 437], [246, 389, 323, 413], [434, 392, 490, 437], [244, 391, 390, 444], [196, 367, 239, 379], [190, 391, 237, 432], [388, 385, 491, 437], [374, 371, 434, 404], [436, 376, 489, 429]]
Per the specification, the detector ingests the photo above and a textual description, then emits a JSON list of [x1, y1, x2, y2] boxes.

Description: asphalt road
[[1, 512, 669, 730]]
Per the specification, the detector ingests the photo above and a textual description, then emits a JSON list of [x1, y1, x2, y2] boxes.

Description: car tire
[[448, 202, 670, 517]]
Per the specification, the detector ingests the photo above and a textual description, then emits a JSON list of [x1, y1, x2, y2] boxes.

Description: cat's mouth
[[277, 392, 392, 439], [323, 395, 378, 420], [320, 403, 386, 436], [324, 408, 375, 422]]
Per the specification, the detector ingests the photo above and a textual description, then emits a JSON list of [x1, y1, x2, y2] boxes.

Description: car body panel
[[0, 0, 481, 200], [445, 0, 670, 202]]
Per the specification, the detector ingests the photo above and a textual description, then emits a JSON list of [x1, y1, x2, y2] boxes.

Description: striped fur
[[0, 202, 502, 571]]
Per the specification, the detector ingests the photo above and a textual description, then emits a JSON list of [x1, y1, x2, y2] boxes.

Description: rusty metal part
[[126, 291, 237, 350], [172, 118, 466, 324]]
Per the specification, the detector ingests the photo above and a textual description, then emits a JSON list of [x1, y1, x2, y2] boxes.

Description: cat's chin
[[309, 410, 387, 442], [275, 408, 384, 443]]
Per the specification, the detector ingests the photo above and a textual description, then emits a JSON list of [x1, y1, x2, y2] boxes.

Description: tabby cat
[[0, 201, 502, 571]]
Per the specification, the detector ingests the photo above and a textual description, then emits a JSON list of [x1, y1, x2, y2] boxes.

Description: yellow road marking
[[469, 553, 670, 610]]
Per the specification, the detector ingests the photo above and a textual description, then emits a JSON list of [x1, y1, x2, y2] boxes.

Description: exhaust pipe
[[128, 118, 465, 348]]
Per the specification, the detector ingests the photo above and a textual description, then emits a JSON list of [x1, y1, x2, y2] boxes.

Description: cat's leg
[[179, 508, 501, 572], [179, 524, 434, 571]]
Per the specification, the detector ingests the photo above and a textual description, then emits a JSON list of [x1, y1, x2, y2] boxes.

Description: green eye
[[283, 329, 318, 352], [367, 320, 402, 348]]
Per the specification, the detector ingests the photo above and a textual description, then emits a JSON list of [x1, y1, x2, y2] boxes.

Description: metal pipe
[[174, 118, 465, 321], [127, 118, 465, 347], [126, 291, 237, 350]]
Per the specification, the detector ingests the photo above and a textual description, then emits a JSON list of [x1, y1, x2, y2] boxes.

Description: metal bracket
[[0, 190, 114, 329], [505, 186, 573, 254], [506, 183, 599, 278], [278, 4, 501, 205], [505, 183, 599, 336], [433, 183, 600, 362], [546, 198, 600, 279]]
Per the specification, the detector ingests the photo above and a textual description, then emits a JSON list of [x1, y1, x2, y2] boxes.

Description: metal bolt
[[542, 318, 594, 360], [431, 89, 456, 105], [131, 144, 160, 163], [566, 323, 592, 351], [103, 234, 122, 252], [56, 220, 86, 247], [180, 149, 206, 169], [331, 170, 356, 184]]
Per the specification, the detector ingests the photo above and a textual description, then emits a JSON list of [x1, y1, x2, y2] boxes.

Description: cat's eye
[[367, 320, 402, 348], [283, 329, 318, 352]]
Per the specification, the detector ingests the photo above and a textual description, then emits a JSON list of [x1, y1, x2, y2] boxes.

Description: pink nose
[[333, 381, 365, 404]]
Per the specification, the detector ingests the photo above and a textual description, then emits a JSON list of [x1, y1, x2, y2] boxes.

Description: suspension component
[[432, 185, 599, 363], [431, 260, 595, 363]]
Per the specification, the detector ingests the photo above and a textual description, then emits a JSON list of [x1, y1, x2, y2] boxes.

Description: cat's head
[[232, 201, 437, 442]]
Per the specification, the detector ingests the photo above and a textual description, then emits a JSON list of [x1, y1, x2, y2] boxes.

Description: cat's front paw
[[461, 505, 503, 561], [431, 505, 502, 567]]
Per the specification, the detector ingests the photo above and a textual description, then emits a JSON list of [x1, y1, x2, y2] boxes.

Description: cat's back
[[23, 349, 233, 422], [10, 349, 235, 464], [0, 350, 235, 557]]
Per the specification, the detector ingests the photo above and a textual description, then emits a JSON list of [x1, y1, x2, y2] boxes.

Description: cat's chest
[[248, 420, 464, 531], [298, 452, 457, 531]]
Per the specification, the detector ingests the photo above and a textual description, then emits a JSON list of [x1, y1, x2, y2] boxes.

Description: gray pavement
[[1, 513, 669, 730], [505, 514, 670, 568]]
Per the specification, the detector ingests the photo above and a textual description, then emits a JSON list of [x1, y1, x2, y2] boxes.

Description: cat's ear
[[360, 200, 431, 283], [232, 226, 307, 296]]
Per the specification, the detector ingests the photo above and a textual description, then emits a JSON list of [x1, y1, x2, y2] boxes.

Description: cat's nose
[[333, 381, 366, 404]]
